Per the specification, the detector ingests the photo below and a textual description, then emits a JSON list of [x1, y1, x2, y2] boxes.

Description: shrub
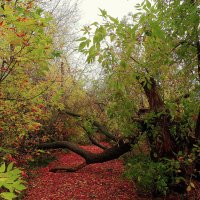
[[0, 162, 26, 200], [124, 154, 186, 196], [125, 155, 168, 195]]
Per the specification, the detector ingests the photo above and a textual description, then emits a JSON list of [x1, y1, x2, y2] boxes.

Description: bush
[[125, 155, 169, 195], [124, 154, 187, 196], [0, 162, 26, 200]]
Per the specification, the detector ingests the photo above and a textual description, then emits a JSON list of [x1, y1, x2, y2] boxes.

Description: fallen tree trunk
[[38, 139, 134, 172], [49, 162, 87, 173]]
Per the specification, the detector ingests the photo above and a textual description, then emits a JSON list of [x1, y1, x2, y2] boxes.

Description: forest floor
[[22, 144, 200, 200], [22, 144, 147, 200]]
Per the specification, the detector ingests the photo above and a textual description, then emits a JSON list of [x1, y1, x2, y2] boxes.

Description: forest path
[[23, 144, 145, 200]]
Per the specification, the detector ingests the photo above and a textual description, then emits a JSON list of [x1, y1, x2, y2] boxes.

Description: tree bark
[[38, 139, 133, 172], [195, 37, 200, 139], [195, 110, 200, 139], [49, 162, 87, 173], [142, 77, 164, 111], [138, 76, 175, 157]]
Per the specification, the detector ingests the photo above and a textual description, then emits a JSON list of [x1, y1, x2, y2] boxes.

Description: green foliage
[[125, 155, 169, 195], [51, 50, 62, 57], [83, 119, 97, 135], [69, 133, 90, 145], [0, 162, 26, 200], [78, 0, 199, 155], [0, 0, 56, 148], [125, 143, 200, 195], [125, 154, 186, 195]]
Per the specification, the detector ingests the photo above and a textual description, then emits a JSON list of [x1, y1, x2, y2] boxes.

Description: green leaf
[[76, 37, 87, 42], [146, 0, 151, 9], [0, 192, 17, 200], [7, 163, 13, 172], [51, 50, 62, 57], [86, 39, 91, 47], [3, 183, 14, 192], [0, 178, 8, 185], [147, 83, 152, 90], [79, 42, 87, 51], [99, 9, 107, 17], [13, 182, 26, 191], [108, 16, 119, 24], [120, 60, 127, 68], [89, 46, 96, 56], [91, 22, 99, 26], [36, 8, 44, 15], [110, 34, 116, 42], [0, 163, 6, 173], [95, 26, 106, 42], [8, 169, 21, 178], [95, 42, 100, 51]]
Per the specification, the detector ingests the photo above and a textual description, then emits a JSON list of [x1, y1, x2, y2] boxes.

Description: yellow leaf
[[186, 185, 192, 192], [3, 5, 13, 15], [190, 182, 195, 188]]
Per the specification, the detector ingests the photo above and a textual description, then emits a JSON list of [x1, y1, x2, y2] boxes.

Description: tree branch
[[59, 110, 117, 142], [38, 139, 133, 165], [49, 162, 87, 173], [81, 125, 108, 150]]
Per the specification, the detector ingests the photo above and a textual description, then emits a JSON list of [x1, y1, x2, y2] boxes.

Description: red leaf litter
[[23, 145, 145, 200]]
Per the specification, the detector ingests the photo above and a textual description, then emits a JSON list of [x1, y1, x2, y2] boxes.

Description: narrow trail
[[23, 145, 145, 200]]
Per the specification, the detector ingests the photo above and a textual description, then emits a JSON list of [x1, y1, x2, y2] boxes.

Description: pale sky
[[79, 0, 142, 25]]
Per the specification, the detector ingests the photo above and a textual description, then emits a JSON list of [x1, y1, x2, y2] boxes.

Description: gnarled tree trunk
[[139, 76, 175, 158], [38, 139, 133, 172]]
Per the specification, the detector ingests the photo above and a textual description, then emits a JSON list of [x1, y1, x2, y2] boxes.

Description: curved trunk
[[38, 140, 133, 165], [86, 141, 132, 164], [38, 141, 94, 162]]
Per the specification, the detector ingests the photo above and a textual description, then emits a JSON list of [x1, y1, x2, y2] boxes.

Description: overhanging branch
[[59, 110, 117, 142], [38, 139, 134, 165]]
